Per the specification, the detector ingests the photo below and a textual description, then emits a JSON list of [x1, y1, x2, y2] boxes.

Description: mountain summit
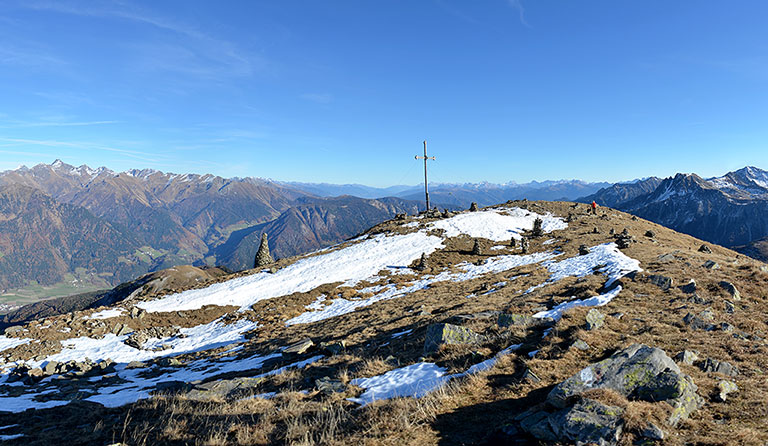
[[0, 200, 763, 444]]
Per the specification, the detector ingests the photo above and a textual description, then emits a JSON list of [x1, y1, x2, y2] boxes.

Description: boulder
[[716, 380, 738, 402], [284, 338, 314, 354], [683, 310, 715, 331], [698, 244, 712, 254], [703, 260, 720, 270], [546, 344, 703, 426], [645, 230, 656, 238], [648, 274, 673, 291], [585, 309, 605, 330], [185, 377, 264, 401], [674, 350, 699, 365], [699, 358, 739, 377], [578, 244, 590, 256], [423, 323, 485, 354], [724, 300, 736, 314], [548, 399, 624, 446], [681, 279, 697, 294], [315, 376, 346, 395], [497, 313, 553, 328], [718, 281, 741, 301], [571, 340, 590, 351]]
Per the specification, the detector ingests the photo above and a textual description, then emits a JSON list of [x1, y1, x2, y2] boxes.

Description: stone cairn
[[469, 202, 479, 212], [531, 217, 543, 237], [509, 237, 516, 248], [254, 233, 274, 268], [415, 253, 428, 271], [471, 239, 482, 255], [520, 236, 530, 254]]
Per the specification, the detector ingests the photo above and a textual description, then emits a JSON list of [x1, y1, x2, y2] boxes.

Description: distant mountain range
[[287, 179, 612, 207], [579, 166, 768, 259], [0, 161, 425, 298], [6, 160, 768, 303]]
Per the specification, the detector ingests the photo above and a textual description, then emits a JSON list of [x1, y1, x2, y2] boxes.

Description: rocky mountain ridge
[[0, 200, 764, 445], [580, 166, 768, 252]]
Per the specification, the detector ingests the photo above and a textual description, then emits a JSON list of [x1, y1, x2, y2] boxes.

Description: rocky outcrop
[[518, 344, 703, 444], [423, 323, 485, 354]]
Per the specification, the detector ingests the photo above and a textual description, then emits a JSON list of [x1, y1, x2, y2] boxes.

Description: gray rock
[[641, 422, 665, 440], [125, 326, 180, 350], [548, 399, 624, 446], [284, 338, 314, 354], [720, 322, 735, 332], [519, 411, 557, 441], [469, 202, 479, 212], [585, 309, 605, 330], [571, 340, 590, 351], [126, 361, 146, 369], [657, 253, 676, 262], [719, 281, 741, 301], [703, 260, 720, 270], [699, 358, 739, 377], [674, 350, 699, 365], [522, 367, 541, 383], [648, 274, 673, 291], [186, 377, 264, 401], [683, 310, 715, 331], [547, 344, 703, 426], [716, 380, 738, 402], [423, 323, 485, 354], [724, 300, 736, 314], [43, 361, 59, 376], [681, 279, 697, 294], [645, 230, 656, 238], [316, 376, 346, 395], [578, 244, 590, 256], [320, 340, 347, 355], [497, 313, 553, 328], [4, 326, 23, 336], [698, 244, 712, 254]]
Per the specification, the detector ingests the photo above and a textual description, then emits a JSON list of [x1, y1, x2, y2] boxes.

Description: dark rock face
[[423, 323, 485, 354], [648, 274, 673, 291]]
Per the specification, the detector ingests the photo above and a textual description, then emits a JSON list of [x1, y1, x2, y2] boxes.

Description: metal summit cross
[[415, 140, 436, 210]]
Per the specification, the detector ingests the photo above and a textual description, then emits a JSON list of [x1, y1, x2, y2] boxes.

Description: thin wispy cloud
[[0, 137, 168, 163], [21, 0, 265, 79], [507, 0, 531, 28], [300, 93, 333, 104], [0, 120, 119, 128]]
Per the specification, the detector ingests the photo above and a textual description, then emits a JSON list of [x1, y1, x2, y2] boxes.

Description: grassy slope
[[1, 201, 767, 445]]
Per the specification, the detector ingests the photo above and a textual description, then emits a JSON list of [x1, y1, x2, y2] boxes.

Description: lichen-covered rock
[[185, 377, 265, 401], [716, 380, 738, 402], [585, 309, 605, 330], [423, 323, 485, 354], [571, 340, 590, 351], [547, 344, 703, 426], [549, 398, 624, 446]]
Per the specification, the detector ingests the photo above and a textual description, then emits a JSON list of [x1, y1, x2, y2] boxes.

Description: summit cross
[[415, 140, 436, 211]]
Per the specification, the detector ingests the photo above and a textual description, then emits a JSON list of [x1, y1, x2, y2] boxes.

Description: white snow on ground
[[0, 336, 30, 354], [138, 232, 445, 313], [37, 318, 258, 366], [286, 251, 558, 326], [543, 242, 641, 288], [348, 362, 450, 406], [138, 207, 564, 314], [0, 434, 24, 440], [84, 308, 125, 320], [430, 207, 566, 241], [533, 286, 623, 321], [391, 329, 412, 339], [349, 344, 521, 406]]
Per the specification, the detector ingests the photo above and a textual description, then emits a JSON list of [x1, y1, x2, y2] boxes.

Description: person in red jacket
[[591, 201, 598, 215]]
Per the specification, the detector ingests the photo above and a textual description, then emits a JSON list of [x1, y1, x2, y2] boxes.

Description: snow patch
[[85, 309, 125, 320], [0, 336, 30, 354]]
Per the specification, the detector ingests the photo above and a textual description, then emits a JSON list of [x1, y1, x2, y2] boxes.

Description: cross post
[[415, 140, 436, 211]]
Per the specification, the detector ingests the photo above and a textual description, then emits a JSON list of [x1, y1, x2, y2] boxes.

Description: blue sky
[[1, 1, 767, 186]]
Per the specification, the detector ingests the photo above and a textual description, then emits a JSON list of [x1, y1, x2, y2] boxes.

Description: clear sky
[[1, 1, 767, 186]]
